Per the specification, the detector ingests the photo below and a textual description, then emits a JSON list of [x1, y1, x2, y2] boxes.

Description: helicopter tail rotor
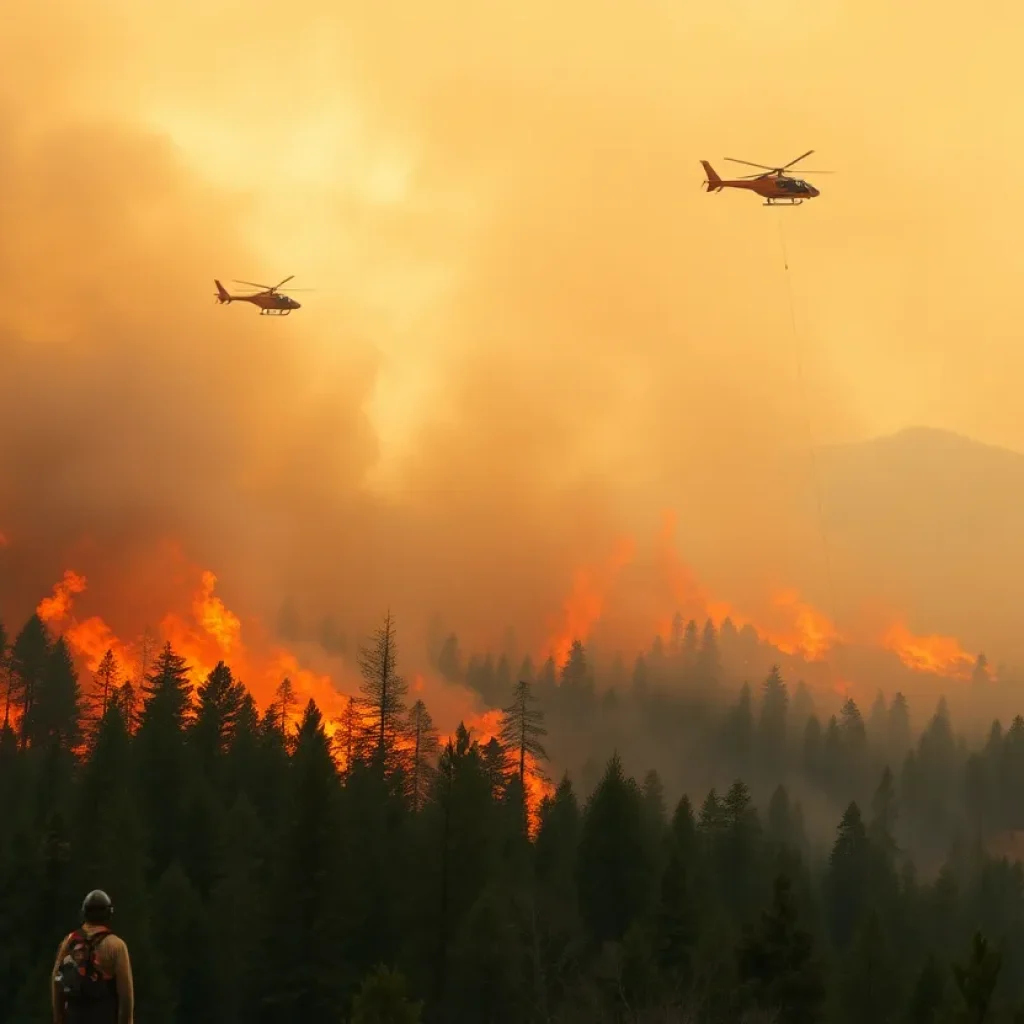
[[699, 160, 723, 192]]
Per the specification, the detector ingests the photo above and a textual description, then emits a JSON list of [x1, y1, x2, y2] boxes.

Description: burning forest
[[6, 0, 1024, 1014], [3, 544, 1024, 1021]]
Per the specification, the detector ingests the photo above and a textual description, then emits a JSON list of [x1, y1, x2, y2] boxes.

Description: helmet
[[81, 890, 113, 924]]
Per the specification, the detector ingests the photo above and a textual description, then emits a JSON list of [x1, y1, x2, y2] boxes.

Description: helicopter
[[213, 276, 311, 315], [700, 150, 832, 206]]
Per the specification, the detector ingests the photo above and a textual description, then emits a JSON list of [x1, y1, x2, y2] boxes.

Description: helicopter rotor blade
[[272, 275, 295, 290], [233, 280, 273, 290], [725, 157, 776, 171], [782, 149, 814, 170]]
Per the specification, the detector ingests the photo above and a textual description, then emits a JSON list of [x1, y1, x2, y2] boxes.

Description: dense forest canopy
[[4, 596, 1024, 1023]]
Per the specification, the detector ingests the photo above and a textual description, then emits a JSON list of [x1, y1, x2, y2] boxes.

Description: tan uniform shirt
[[51, 923, 134, 1024]]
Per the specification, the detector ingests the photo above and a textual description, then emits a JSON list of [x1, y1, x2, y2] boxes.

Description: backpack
[[55, 930, 114, 1004]]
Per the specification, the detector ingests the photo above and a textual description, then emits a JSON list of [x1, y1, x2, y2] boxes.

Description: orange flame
[[707, 589, 840, 662], [557, 510, 842, 666], [36, 565, 347, 729], [882, 622, 976, 679], [462, 708, 555, 833], [545, 536, 635, 667], [65, 616, 139, 677], [37, 570, 88, 623], [192, 570, 241, 655]]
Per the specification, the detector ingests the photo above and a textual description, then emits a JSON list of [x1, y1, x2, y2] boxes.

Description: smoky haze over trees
[[5, 603, 1024, 1023]]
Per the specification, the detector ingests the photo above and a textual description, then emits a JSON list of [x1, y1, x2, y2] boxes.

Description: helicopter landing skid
[[259, 308, 292, 316], [764, 198, 803, 207]]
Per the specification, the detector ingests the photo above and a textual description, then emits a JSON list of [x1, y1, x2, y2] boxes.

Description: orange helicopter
[[213, 275, 311, 315], [700, 150, 832, 206]]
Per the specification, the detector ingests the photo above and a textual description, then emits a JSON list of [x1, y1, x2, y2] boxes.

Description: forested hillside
[[3, 608, 1024, 1023]]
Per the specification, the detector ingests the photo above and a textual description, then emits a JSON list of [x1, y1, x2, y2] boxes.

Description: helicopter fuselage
[[713, 175, 819, 203], [214, 278, 301, 314], [236, 293, 301, 314], [700, 155, 825, 206]]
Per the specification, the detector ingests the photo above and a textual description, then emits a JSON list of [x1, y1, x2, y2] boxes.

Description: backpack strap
[[83, 930, 112, 957], [66, 929, 111, 957]]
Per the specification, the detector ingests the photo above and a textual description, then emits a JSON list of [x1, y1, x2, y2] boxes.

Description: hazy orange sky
[[2, 0, 1023, 677]]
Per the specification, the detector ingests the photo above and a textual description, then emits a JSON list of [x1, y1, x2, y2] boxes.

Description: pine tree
[[0, 620, 14, 729], [23, 636, 82, 749], [802, 715, 823, 777], [334, 694, 366, 776], [696, 619, 720, 687], [822, 715, 843, 795], [419, 723, 498, 1010], [498, 679, 548, 790], [270, 676, 297, 741], [446, 884, 529, 1022], [258, 700, 344, 1021], [436, 634, 462, 683], [768, 784, 797, 849], [90, 649, 122, 728], [481, 737, 507, 797], [407, 698, 439, 812], [357, 611, 409, 771], [758, 666, 789, 777], [720, 779, 763, 919], [868, 689, 888, 746], [576, 753, 652, 943], [952, 932, 1002, 1024], [115, 680, 141, 736], [191, 661, 248, 770], [135, 625, 159, 689], [888, 692, 912, 761], [10, 614, 50, 745], [73, 700, 167, 1022], [537, 656, 557, 692], [560, 641, 589, 689], [868, 765, 899, 862], [699, 788, 728, 834], [536, 775, 581, 902], [136, 642, 194, 878], [971, 654, 991, 689], [655, 795, 700, 991], [791, 680, 815, 731], [140, 642, 193, 732], [210, 793, 266, 1024], [669, 612, 685, 656], [827, 801, 871, 950], [722, 683, 755, 773], [682, 619, 700, 669], [736, 872, 824, 1024]]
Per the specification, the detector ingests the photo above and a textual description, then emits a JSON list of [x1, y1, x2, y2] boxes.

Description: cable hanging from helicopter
[[697, 146, 846, 691]]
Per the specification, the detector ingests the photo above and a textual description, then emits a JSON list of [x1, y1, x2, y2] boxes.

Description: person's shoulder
[[102, 932, 128, 953]]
